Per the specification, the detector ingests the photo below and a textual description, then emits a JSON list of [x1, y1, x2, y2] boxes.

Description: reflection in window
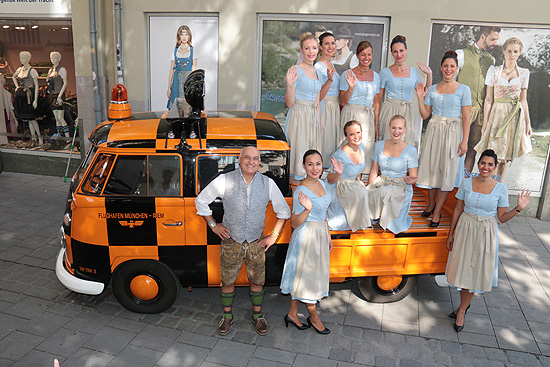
[[100, 154, 181, 196], [104, 156, 147, 195], [196, 151, 288, 195], [149, 155, 181, 196], [81, 153, 115, 194]]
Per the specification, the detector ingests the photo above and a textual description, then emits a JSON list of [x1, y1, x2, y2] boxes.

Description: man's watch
[[208, 220, 217, 229]]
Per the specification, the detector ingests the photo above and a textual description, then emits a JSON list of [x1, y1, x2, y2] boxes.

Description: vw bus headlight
[[58, 226, 66, 249], [63, 213, 71, 226]]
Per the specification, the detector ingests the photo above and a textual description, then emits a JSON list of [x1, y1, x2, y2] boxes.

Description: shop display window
[[0, 18, 77, 152]]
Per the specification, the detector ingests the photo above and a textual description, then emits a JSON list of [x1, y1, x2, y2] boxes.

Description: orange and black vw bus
[[57, 71, 452, 313]]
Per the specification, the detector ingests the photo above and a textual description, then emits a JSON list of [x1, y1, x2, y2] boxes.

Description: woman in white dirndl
[[285, 33, 323, 182], [445, 149, 532, 332], [315, 32, 341, 163], [416, 51, 471, 228], [281, 150, 336, 335], [378, 35, 432, 146], [475, 37, 532, 180], [339, 40, 381, 173]]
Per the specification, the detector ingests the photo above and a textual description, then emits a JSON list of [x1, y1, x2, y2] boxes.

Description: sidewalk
[[0, 172, 549, 367]]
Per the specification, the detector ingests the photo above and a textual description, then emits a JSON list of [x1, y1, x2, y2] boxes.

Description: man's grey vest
[[223, 170, 270, 244], [457, 45, 495, 111]]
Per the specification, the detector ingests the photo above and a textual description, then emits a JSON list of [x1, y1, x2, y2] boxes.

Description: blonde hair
[[343, 120, 362, 136], [300, 32, 317, 48], [389, 115, 407, 128], [176, 25, 193, 48], [503, 37, 523, 53]]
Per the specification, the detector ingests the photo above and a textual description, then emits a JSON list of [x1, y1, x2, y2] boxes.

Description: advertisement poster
[[257, 15, 389, 127], [428, 22, 550, 194], [148, 15, 218, 111]]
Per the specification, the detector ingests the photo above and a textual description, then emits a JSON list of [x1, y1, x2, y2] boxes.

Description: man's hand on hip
[[213, 224, 231, 240]]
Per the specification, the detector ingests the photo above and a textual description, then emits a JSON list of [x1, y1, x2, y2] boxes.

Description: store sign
[[0, 0, 71, 15]]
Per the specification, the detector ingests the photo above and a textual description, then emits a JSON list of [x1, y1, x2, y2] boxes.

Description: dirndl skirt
[[340, 103, 375, 173], [474, 100, 532, 161], [286, 100, 321, 179], [445, 212, 498, 292], [280, 220, 330, 303], [336, 178, 371, 232], [320, 96, 341, 163], [367, 174, 411, 234], [379, 97, 416, 146], [416, 115, 463, 191]]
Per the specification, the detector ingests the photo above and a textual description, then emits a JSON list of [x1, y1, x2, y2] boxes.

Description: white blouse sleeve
[[485, 65, 495, 87]]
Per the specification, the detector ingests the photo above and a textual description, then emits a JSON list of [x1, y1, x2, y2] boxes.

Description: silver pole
[[89, 0, 103, 126], [114, 0, 124, 84]]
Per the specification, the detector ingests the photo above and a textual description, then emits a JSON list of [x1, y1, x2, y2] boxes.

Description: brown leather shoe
[[218, 315, 233, 336], [251, 315, 268, 335]]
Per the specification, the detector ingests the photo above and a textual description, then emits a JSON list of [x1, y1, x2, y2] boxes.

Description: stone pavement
[[0, 171, 549, 367]]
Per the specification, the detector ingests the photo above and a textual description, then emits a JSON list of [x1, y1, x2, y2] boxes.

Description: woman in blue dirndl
[[167, 25, 197, 110]]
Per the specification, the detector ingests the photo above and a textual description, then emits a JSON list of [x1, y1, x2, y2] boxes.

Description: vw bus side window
[[148, 155, 181, 196], [195, 151, 288, 195], [103, 156, 148, 195], [196, 155, 238, 194], [81, 153, 115, 194]]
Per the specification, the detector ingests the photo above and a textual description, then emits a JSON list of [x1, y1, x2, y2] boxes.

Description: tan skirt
[[379, 97, 416, 146], [286, 100, 320, 178], [336, 178, 371, 232], [321, 96, 342, 162], [417, 115, 461, 191], [340, 103, 375, 173], [474, 100, 532, 161], [446, 212, 497, 292], [367, 175, 407, 231], [291, 221, 330, 302]]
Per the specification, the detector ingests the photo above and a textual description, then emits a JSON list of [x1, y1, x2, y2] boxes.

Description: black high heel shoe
[[284, 314, 309, 330], [430, 220, 440, 227], [307, 317, 330, 335], [454, 321, 464, 332], [422, 208, 434, 217], [449, 305, 470, 319]]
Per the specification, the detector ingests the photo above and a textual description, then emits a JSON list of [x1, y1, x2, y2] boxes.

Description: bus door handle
[[163, 221, 182, 226]]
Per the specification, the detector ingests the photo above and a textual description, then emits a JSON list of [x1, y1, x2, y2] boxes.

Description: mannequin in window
[[12, 51, 41, 147], [47, 51, 69, 137]]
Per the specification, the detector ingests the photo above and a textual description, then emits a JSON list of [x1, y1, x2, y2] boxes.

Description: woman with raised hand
[[285, 32, 323, 183], [339, 40, 381, 173], [315, 32, 341, 162], [445, 149, 531, 332], [326, 120, 370, 232], [416, 51, 471, 227], [378, 35, 432, 145], [281, 150, 333, 335]]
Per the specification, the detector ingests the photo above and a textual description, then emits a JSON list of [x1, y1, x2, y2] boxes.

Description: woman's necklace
[[503, 67, 515, 77], [479, 177, 491, 182], [321, 56, 332, 62], [357, 65, 370, 73]]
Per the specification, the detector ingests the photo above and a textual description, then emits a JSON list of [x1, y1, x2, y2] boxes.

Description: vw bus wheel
[[355, 275, 417, 303], [112, 260, 179, 314]]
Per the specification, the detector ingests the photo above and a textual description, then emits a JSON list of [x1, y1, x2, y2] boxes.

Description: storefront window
[[0, 18, 77, 153]]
